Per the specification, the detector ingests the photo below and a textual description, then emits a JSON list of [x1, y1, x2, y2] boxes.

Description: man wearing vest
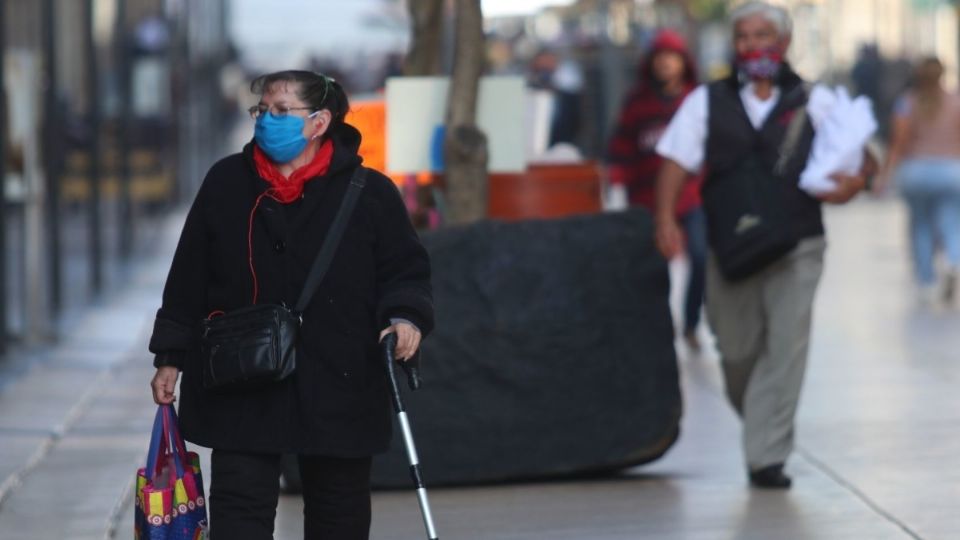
[[653, 2, 868, 489]]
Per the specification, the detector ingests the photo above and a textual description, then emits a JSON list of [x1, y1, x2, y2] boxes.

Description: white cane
[[382, 332, 439, 540]]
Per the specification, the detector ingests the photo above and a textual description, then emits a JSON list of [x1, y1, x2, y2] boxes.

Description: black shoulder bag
[[702, 87, 810, 282], [200, 167, 368, 390]]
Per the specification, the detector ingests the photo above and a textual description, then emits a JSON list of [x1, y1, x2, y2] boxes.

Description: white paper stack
[[799, 86, 878, 195]]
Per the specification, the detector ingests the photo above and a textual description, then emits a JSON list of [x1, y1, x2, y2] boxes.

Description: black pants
[[209, 450, 373, 540]]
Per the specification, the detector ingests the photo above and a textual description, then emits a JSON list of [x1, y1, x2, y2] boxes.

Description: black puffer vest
[[704, 67, 824, 241]]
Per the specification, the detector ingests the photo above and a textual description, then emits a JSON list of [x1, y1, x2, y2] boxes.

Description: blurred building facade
[[485, 0, 960, 158], [0, 0, 232, 355], [774, 0, 958, 87]]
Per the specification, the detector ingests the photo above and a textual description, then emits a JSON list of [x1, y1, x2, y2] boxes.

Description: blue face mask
[[254, 111, 318, 163]]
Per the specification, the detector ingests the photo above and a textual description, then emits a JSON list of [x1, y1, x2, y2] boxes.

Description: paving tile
[[0, 434, 146, 540], [0, 434, 46, 494], [0, 367, 104, 432]]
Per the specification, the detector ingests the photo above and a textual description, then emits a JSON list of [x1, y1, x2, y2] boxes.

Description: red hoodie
[[606, 30, 702, 217]]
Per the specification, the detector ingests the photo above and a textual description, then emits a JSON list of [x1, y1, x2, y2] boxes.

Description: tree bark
[[405, 0, 444, 76], [443, 0, 488, 225]]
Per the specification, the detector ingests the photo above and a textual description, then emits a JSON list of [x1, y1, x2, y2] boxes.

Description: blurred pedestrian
[[879, 57, 960, 305], [549, 55, 584, 148], [529, 49, 584, 151], [654, 2, 869, 489], [148, 70, 433, 539], [852, 44, 882, 131], [606, 29, 706, 350]]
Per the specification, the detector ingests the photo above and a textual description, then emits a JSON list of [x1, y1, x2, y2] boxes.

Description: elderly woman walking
[[148, 71, 433, 539]]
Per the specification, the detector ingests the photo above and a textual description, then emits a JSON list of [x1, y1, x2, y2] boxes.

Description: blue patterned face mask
[[254, 111, 319, 163]]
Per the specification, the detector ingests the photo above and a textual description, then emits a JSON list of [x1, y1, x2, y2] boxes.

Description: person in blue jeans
[[677, 209, 707, 347], [606, 30, 706, 349], [882, 57, 960, 304]]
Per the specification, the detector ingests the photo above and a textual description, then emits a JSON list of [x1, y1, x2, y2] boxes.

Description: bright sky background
[[482, 0, 574, 17], [230, 0, 576, 67]]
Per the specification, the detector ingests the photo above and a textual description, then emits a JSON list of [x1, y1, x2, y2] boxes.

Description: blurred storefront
[[0, 0, 232, 354]]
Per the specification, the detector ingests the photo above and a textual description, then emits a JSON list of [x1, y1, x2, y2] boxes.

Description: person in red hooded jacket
[[606, 29, 706, 349]]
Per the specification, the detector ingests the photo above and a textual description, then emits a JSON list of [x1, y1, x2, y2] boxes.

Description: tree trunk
[[405, 0, 444, 76], [443, 0, 488, 225]]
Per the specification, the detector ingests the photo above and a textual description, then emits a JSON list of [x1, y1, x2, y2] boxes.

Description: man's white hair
[[729, 1, 792, 37]]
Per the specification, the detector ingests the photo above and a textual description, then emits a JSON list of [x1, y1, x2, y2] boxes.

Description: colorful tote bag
[[135, 405, 208, 540]]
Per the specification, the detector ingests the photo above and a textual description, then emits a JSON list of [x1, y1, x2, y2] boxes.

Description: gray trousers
[[706, 237, 826, 469]]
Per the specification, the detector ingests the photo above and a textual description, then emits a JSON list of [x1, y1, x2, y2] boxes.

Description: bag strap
[[294, 166, 368, 314], [145, 405, 187, 483], [774, 82, 813, 176], [145, 406, 165, 477], [161, 406, 186, 480], [166, 404, 190, 461]]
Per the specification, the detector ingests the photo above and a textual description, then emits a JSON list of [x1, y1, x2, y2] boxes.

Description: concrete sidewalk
[[353, 198, 958, 540], [0, 212, 182, 539], [2, 197, 958, 539]]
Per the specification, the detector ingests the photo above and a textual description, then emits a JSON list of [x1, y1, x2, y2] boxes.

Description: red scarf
[[253, 139, 334, 202], [246, 139, 334, 304]]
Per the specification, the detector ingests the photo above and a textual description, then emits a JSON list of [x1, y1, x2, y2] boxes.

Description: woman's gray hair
[[729, 1, 792, 38]]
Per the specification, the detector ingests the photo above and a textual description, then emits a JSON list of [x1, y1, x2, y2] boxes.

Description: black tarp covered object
[[370, 209, 681, 488]]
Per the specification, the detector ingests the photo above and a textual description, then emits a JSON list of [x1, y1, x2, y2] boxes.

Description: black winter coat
[[148, 124, 433, 456]]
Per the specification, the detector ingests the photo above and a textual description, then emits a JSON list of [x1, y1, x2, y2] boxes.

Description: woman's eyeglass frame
[[248, 105, 318, 120]]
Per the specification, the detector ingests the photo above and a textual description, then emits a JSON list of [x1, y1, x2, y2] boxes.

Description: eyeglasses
[[248, 104, 317, 119]]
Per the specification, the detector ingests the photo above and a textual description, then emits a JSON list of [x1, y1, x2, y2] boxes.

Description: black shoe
[[749, 464, 792, 489]]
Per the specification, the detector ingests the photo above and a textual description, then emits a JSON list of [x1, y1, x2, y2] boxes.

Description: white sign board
[[386, 76, 526, 173]]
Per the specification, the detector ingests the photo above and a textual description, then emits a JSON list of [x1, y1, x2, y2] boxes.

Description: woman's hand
[[151, 367, 180, 405], [379, 322, 422, 361], [655, 216, 684, 259]]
